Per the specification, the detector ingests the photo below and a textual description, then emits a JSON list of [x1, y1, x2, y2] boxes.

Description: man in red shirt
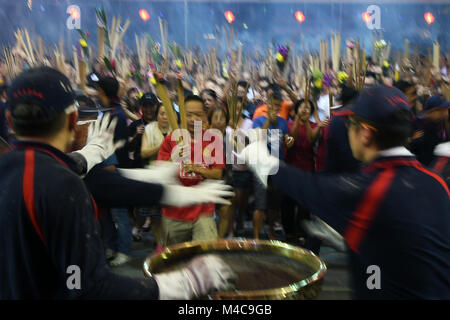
[[158, 95, 226, 245]]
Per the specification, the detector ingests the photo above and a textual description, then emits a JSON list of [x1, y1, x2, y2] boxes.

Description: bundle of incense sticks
[[227, 82, 238, 130], [3, 47, 20, 81], [433, 42, 440, 70], [73, 46, 80, 85], [118, 54, 131, 81], [37, 36, 44, 62], [304, 75, 311, 105], [14, 29, 36, 66], [135, 35, 148, 73], [98, 26, 105, 61], [54, 48, 65, 76], [235, 82, 249, 129], [159, 18, 168, 60], [155, 76, 179, 133], [330, 33, 341, 73], [177, 77, 187, 130], [319, 40, 329, 74], [79, 59, 87, 91], [110, 17, 130, 61], [404, 39, 410, 63]]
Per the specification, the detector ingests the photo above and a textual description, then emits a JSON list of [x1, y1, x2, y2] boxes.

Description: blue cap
[[340, 84, 412, 125], [7, 67, 75, 118], [423, 95, 450, 112]]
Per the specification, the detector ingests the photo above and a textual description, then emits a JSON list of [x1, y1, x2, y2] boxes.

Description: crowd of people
[[0, 30, 449, 299]]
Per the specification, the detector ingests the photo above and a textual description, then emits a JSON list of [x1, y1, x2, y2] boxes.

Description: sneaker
[[105, 249, 116, 261], [109, 253, 131, 267]]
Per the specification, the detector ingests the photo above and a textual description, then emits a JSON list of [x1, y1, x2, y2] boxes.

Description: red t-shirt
[[157, 132, 225, 222], [286, 120, 317, 172]]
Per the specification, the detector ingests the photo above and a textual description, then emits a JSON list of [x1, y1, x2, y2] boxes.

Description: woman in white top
[[141, 105, 172, 163]]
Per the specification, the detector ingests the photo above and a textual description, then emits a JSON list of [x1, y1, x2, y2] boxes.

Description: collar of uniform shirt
[[434, 142, 450, 157], [378, 146, 414, 158]]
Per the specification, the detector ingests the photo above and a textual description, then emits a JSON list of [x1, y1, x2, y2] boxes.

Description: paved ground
[[110, 221, 353, 300]]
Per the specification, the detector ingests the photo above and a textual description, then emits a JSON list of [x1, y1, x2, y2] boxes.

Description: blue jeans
[[110, 207, 132, 255], [99, 210, 118, 252]]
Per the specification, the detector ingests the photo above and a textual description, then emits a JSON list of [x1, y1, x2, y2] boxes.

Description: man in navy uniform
[[240, 84, 450, 299], [0, 67, 236, 299]]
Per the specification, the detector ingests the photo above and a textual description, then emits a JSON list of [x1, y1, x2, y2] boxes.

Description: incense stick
[[177, 77, 187, 130]]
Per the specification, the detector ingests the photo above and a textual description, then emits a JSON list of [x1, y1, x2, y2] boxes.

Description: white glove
[[234, 139, 280, 188], [302, 216, 347, 253], [74, 113, 125, 173], [434, 141, 450, 157], [117, 161, 180, 185], [160, 180, 234, 207], [154, 254, 237, 300]]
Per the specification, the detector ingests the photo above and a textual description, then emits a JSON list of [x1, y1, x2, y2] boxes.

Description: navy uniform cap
[[140, 93, 160, 106], [341, 84, 412, 125], [7, 67, 76, 118], [423, 95, 450, 112]]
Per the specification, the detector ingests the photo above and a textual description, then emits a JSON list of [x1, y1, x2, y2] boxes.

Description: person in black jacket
[[240, 84, 450, 299], [409, 95, 450, 166], [0, 67, 236, 299]]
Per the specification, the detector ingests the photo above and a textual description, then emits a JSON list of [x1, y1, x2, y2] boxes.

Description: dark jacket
[[409, 118, 447, 166], [271, 151, 450, 299], [324, 113, 362, 173], [110, 100, 131, 168], [0, 140, 160, 299]]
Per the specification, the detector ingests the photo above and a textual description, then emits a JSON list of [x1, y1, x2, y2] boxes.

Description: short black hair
[[237, 80, 249, 89], [294, 98, 315, 115], [9, 103, 67, 137], [185, 95, 207, 112], [185, 94, 205, 105], [201, 89, 218, 101], [97, 77, 119, 99], [352, 110, 413, 150], [267, 84, 283, 101], [207, 106, 230, 126], [127, 87, 138, 96], [394, 80, 415, 94], [258, 77, 270, 84]]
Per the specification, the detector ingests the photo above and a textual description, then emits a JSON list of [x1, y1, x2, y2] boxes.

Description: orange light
[[362, 12, 371, 23], [295, 11, 305, 23], [70, 8, 80, 20], [139, 9, 150, 22], [424, 12, 435, 25], [225, 11, 235, 24]]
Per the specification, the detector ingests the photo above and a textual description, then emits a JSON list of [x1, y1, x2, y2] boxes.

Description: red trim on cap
[[344, 168, 397, 253], [433, 157, 449, 174], [332, 110, 354, 117], [23, 150, 45, 244]]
